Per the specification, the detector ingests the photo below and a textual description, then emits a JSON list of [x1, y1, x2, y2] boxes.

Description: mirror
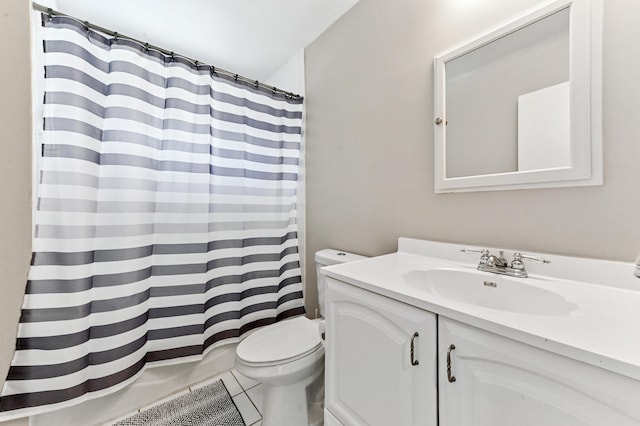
[[433, 0, 602, 193]]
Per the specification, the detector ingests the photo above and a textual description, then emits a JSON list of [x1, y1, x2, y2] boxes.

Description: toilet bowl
[[234, 249, 366, 426], [236, 316, 325, 426]]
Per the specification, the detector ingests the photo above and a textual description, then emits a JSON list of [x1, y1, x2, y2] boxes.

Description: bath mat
[[113, 380, 246, 426]]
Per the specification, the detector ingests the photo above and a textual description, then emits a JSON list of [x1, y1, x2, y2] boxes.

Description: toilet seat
[[236, 316, 322, 367]]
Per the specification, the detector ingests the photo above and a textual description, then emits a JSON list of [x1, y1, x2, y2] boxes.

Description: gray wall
[[0, 0, 32, 424], [304, 0, 640, 314]]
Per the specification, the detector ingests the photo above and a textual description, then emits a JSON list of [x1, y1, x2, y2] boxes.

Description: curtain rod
[[32, 2, 302, 100]]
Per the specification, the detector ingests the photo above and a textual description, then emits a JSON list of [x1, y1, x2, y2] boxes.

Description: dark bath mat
[[113, 379, 246, 426]]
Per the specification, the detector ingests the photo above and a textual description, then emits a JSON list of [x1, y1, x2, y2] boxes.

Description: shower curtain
[[0, 14, 304, 418]]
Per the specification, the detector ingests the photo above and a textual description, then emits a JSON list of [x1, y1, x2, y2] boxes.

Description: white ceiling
[[35, 0, 359, 81]]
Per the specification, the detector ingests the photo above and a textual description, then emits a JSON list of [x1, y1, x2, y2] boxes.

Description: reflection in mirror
[[445, 7, 569, 179], [517, 81, 570, 171], [433, 0, 603, 193]]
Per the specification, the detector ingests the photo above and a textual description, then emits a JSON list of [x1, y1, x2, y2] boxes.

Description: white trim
[[433, 0, 603, 193]]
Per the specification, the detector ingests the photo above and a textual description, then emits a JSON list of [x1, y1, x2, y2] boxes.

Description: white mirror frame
[[433, 0, 602, 193]]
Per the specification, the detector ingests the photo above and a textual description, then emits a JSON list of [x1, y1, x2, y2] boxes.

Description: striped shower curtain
[[0, 14, 304, 418]]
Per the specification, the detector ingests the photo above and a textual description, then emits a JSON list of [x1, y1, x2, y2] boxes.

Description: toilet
[[235, 249, 366, 426]]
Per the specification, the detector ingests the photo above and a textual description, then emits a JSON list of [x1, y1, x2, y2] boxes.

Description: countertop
[[321, 238, 640, 381]]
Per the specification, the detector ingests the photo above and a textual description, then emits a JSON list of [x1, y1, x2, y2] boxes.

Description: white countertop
[[322, 238, 640, 381]]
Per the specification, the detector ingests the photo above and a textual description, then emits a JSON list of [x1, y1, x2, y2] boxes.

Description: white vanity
[[322, 238, 640, 426]]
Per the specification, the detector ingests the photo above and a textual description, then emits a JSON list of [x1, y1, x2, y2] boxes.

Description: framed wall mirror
[[433, 0, 602, 193]]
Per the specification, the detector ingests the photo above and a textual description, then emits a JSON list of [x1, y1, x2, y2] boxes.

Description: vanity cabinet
[[439, 318, 640, 426], [324, 278, 438, 426]]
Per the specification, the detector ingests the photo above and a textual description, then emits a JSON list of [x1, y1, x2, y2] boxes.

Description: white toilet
[[235, 249, 366, 426]]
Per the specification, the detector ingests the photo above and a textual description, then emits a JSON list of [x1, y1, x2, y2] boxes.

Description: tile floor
[[107, 369, 265, 426], [200, 369, 265, 426]]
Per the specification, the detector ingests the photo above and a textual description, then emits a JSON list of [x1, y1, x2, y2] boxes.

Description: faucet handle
[[460, 248, 488, 254], [512, 252, 551, 267], [461, 248, 490, 264]]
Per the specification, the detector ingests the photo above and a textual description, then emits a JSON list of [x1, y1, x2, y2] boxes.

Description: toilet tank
[[315, 249, 367, 317]]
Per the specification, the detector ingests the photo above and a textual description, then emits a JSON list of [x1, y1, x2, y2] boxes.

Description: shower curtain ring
[[46, 8, 53, 21]]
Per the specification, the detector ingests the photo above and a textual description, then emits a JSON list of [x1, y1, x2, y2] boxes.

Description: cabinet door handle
[[447, 344, 457, 383], [410, 332, 419, 366]]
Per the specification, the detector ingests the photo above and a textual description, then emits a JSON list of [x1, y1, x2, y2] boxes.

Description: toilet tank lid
[[315, 249, 367, 266]]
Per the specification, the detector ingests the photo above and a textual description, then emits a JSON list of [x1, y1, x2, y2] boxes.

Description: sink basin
[[404, 269, 577, 315]]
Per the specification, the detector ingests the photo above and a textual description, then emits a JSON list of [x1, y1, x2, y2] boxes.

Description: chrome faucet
[[486, 250, 508, 268], [461, 248, 550, 278]]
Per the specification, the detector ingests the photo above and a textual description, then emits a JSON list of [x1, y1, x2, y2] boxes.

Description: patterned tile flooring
[[107, 369, 265, 426]]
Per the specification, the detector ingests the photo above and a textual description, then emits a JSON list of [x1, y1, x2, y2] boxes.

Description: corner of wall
[[263, 51, 309, 313], [0, 1, 34, 424]]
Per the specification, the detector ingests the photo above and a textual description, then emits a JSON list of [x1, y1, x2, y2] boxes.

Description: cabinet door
[[325, 278, 437, 426], [439, 318, 640, 426]]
